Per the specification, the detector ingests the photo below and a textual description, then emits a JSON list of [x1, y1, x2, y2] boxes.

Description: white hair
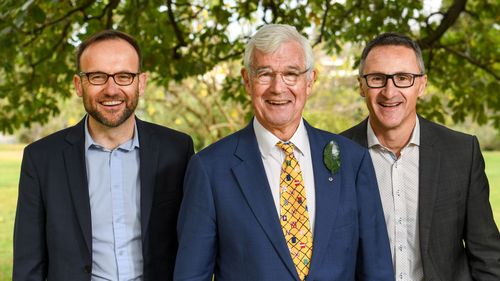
[[243, 24, 314, 79]]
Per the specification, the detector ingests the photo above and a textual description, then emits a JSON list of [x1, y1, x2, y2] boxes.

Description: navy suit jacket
[[13, 117, 194, 281], [174, 120, 394, 281], [341, 116, 500, 281]]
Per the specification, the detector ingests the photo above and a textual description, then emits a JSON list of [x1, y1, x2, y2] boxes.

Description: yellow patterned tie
[[276, 141, 313, 281]]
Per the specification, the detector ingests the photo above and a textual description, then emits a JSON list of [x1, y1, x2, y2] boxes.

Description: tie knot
[[276, 141, 295, 156]]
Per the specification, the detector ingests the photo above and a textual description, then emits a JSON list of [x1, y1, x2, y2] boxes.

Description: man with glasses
[[174, 24, 393, 281], [342, 32, 500, 280], [13, 30, 194, 281]]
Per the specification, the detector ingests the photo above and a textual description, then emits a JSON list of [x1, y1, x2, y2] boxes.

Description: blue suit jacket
[[174, 121, 394, 281]]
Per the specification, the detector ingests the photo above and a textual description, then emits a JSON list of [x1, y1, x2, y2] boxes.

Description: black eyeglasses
[[79, 72, 140, 86], [252, 68, 310, 86], [362, 73, 424, 88]]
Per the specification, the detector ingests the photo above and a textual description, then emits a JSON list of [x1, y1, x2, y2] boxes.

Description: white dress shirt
[[253, 118, 316, 233], [367, 117, 423, 281]]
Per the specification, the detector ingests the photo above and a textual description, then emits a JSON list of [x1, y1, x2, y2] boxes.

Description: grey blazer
[[341, 116, 500, 281]]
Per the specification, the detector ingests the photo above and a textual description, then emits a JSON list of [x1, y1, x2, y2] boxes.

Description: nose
[[381, 77, 399, 98], [269, 73, 287, 94], [102, 77, 122, 94]]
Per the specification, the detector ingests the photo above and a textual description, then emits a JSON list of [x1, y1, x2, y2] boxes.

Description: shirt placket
[[392, 155, 409, 281], [110, 149, 131, 280]]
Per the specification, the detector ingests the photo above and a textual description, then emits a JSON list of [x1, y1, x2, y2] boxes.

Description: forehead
[[80, 39, 139, 70], [252, 40, 306, 69], [363, 45, 420, 73]]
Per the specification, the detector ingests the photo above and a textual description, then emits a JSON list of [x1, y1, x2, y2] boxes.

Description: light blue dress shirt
[[84, 118, 143, 281]]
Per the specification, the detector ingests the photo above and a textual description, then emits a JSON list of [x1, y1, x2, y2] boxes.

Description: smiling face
[[242, 40, 316, 140], [73, 38, 147, 129], [359, 45, 427, 133]]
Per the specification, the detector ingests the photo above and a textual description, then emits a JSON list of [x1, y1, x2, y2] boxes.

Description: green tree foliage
[[0, 0, 498, 134]]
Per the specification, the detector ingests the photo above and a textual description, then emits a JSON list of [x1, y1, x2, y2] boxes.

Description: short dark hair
[[76, 30, 142, 71], [359, 32, 425, 75]]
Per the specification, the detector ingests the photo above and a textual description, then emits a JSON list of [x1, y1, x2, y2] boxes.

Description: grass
[[485, 151, 500, 225], [0, 144, 24, 280], [0, 144, 498, 279]]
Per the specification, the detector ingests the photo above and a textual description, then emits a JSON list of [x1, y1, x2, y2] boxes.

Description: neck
[[269, 123, 300, 142], [87, 116, 135, 150], [370, 118, 416, 158]]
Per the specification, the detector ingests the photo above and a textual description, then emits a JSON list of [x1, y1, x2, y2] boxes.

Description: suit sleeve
[[174, 155, 216, 281], [12, 147, 48, 281], [465, 136, 500, 279], [355, 150, 395, 281]]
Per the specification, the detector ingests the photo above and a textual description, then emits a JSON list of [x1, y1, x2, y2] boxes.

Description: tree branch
[[418, 0, 467, 48], [165, 0, 187, 59], [425, 11, 445, 26], [426, 47, 434, 74], [313, 0, 359, 47], [28, 0, 96, 34], [105, 0, 120, 29], [30, 22, 72, 67], [262, 1, 279, 24], [438, 44, 499, 80], [313, 1, 331, 47], [21, 0, 95, 47], [217, 49, 244, 61]]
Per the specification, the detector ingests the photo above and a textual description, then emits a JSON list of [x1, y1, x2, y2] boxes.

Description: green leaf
[[31, 5, 46, 24], [323, 140, 340, 174]]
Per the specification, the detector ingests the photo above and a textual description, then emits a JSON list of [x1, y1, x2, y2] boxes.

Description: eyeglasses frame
[[251, 68, 310, 86], [78, 71, 141, 86], [362, 72, 425, 88]]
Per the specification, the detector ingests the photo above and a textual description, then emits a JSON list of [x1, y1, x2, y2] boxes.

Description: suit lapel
[[417, 117, 440, 255], [351, 118, 369, 147], [64, 118, 92, 254], [231, 124, 300, 280], [303, 123, 341, 278], [137, 119, 159, 240]]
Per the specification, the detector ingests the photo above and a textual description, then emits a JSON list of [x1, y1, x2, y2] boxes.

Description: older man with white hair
[[174, 24, 393, 281]]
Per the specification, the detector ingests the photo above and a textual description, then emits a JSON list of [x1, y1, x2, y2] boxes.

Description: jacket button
[[84, 265, 91, 273]]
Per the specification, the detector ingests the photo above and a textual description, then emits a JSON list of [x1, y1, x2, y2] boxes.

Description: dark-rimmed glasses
[[252, 68, 310, 86], [362, 73, 424, 88], [79, 72, 140, 86]]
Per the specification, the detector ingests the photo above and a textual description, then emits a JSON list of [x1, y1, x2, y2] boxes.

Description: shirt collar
[[366, 116, 420, 149], [253, 117, 308, 158], [84, 115, 140, 151]]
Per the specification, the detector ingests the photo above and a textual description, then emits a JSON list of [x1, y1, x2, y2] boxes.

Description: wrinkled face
[[73, 39, 147, 128], [242, 40, 316, 137], [359, 45, 427, 133]]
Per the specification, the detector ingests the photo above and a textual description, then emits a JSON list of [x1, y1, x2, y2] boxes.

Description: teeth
[[268, 100, 288, 105], [101, 100, 122, 106], [381, 102, 400, 107]]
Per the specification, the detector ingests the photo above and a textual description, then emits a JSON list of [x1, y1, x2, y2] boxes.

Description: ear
[[417, 74, 427, 98], [241, 68, 252, 94], [73, 74, 83, 97], [306, 69, 317, 97], [358, 76, 366, 97], [138, 72, 148, 96]]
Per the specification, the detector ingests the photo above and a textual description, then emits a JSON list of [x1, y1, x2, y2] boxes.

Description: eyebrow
[[81, 69, 139, 73], [253, 66, 303, 72]]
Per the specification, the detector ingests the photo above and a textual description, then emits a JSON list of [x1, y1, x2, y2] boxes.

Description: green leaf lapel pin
[[323, 140, 340, 175]]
